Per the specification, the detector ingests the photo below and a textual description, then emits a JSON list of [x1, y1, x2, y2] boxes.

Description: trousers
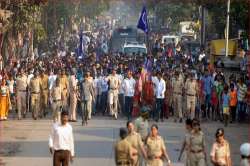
[[31, 94, 40, 119], [69, 93, 77, 121], [17, 91, 26, 118], [124, 96, 133, 120], [53, 150, 70, 166], [173, 94, 183, 119]]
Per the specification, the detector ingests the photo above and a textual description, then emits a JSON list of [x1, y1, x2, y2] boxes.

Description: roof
[[123, 42, 146, 48]]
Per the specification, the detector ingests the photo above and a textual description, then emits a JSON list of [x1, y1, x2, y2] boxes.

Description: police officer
[[16, 68, 28, 119], [51, 78, 63, 123], [173, 71, 184, 123], [210, 128, 231, 166], [115, 128, 135, 166], [29, 70, 42, 120], [185, 73, 198, 120], [126, 121, 147, 166], [40, 69, 49, 117], [135, 102, 150, 142], [145, 124, 172, 166], [69, 69, 78, 122], [178, 119, 193, 166], [59, 69, 69, 111], [106, 68, 120, 119], [189, 119, 207, 166]]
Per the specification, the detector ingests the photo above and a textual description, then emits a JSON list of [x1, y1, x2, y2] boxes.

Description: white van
[[122, 42, 147, 56], [161, 35, 180, 46]]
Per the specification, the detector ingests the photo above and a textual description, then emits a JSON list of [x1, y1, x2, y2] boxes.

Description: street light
[[225, 0, 230, 57]]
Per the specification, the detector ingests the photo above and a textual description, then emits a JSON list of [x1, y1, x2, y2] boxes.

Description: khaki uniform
[[126, 132, 144, 166], [29, 77, 42, 119], [16, 75, 28, 119], [40, 74, 49, 116], [51, 85, 63, 122], [173, 76, 183, 120], [189, 131, 206, 166], [185, 79, 197, 119], [184, 131, 191, 166], [210, 140, 231, 166], [146, 136, 166, 166], [115, 139, 133, 166], [107, 75, 120, 119], [59, 75, 69, 111], [69, 75, 77, 121]]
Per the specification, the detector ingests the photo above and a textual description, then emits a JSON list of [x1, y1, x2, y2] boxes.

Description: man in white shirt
[[49, 111, 74, 166], [100, 74, 109, 115], [153, 72, 166, 122], [123, 70, 136, 120]]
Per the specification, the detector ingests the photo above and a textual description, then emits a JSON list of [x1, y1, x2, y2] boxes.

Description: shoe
[[174, 119, 177, 123], [179, 118, 183, 123]]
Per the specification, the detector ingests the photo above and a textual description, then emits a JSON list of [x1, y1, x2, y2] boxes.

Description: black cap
[[215, 128, 224, 137]]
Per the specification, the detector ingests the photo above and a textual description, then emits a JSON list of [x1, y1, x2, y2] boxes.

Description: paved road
[[0, 115, 249, 166]]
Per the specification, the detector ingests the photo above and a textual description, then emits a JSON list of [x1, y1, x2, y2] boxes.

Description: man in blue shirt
[[202, 70, 214, 119]]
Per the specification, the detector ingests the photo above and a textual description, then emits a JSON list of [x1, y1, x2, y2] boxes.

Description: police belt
[[148, 155, 162, 160], [53, 99, 61, 102], [174, 92, 182, 95], [19, 90, 27, 92], [186, 94, 195, 97], [31, 92, 40, 94], [117, 161, 131, 165], [190, 149, 203, 153]]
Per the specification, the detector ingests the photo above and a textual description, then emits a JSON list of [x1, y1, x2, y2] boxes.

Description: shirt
[[154, 78, 166, 99], [49, 123, 75, 156], [48, 75, 57, 90], [210, 141, 230, 166], [229, 90, 237, 106], [238, 83, 247, 102], [222, 93, 230, 107], [123, 77, 136, 97], [202, 76, 213, 95]]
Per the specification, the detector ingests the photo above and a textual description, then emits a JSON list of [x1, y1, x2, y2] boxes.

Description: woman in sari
[[0, 79, 11, 120], [132, 73, 142, 117]]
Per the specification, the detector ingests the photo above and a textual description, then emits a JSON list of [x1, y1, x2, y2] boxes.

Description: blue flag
[[137, 6, 149, 34]]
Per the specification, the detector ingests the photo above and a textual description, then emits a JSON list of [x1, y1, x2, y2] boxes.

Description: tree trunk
[[248, 1, 250, 47]]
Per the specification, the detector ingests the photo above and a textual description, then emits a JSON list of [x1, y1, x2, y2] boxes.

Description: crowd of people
[[0, 24, 248, 166], [0, 36, 249, 127]]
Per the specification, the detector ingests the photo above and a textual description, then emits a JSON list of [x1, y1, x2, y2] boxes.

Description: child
[[229, 83, 237, 123], [222, 85, 230, 127], [211, 86, 218, 121]]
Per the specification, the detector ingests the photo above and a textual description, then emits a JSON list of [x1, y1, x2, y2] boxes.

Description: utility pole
[[200, 5, 206, 49], [225, 0, 230, 57]]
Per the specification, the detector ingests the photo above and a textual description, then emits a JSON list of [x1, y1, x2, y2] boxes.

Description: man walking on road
[[49, 111, 74, 166], [16, 68, 28, 120], [106, 68, 120, 119], [123, 70, 136, 120]]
